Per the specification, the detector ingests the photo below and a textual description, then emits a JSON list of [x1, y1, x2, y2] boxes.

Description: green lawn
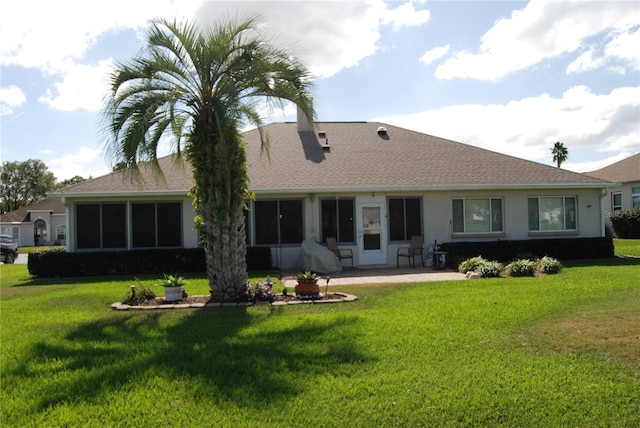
[[1, 258, 639, 427], [614, 238, 640, 257]]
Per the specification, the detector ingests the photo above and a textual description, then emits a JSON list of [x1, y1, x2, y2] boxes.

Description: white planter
[[164, 286, 183, 302]]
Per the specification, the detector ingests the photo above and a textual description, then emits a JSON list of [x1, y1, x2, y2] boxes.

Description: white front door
[[357, 200, 387, 265]]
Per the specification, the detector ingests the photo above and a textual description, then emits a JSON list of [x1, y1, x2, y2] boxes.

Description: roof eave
[[50, 190, 190, 199], [252, 182, 618, 195]]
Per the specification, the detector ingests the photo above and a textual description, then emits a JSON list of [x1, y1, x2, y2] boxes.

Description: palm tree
[[103, 15, 314, 301], [551, 141, 568, 168]]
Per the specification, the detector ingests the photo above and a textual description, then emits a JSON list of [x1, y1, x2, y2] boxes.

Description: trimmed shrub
[[610, 208, 640, 238], [477, 261, 503, 278], [537, 256, 562, 275], [440, 237, 613, 264], [28, 246, 273, 277], [505, 259, 536, 277], [458, 256, 488, 273]]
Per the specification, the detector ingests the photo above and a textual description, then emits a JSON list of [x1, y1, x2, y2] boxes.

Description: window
[[56, 225, 66, 241], [321, 199, 354, 243], [1, 226, 19, 240], [633, 187, 640, 209], [76, 201, 181, 249], [389, 197, 422, 241], [77, 203, 126, 249], [254, 199, 303, 245], [612, 192, 622, 212], [528, 196, 577, 231], [452, 197, 503, 234], [132, 202, 182, 248]]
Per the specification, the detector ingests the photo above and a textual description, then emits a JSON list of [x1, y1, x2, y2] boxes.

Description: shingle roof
[[0, 197, 66, 223], [585, 152, 640, 183], [53, 122, 611, 197]]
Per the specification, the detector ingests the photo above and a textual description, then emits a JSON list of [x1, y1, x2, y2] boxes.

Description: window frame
[[612, 192, 622, 212], [320, 198, 355, 244], [75, 201, 182, 250], [451, 197, 504, 235], [388, 197, 422, 242], [253, 199, 304, 246], [528, 196, 578, 233], [633, 187, 640, 209]]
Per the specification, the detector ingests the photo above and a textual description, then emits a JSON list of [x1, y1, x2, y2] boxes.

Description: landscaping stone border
[[111, 292, 358, 311]]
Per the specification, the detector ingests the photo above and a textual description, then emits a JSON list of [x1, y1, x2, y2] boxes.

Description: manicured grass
[[614, 238, 640, 257], [1, 260, 639, 427]]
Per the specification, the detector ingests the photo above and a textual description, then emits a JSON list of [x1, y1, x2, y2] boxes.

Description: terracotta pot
[[295, 280, 320, 296]]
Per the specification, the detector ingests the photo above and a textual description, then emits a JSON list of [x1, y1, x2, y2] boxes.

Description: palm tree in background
[[551, 141, 568, 168], [103, 15, 314, 301]]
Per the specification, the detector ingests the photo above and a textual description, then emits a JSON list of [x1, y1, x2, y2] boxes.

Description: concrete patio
[[281, 266, 466, 287]]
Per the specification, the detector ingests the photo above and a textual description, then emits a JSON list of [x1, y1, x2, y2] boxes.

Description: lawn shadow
[[6, 305, 366, 412]]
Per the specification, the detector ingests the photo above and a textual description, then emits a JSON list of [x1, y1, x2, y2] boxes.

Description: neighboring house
[[0, 198, 66, 247], [585, 152, 640, 234], [51, 114, 615, 269]]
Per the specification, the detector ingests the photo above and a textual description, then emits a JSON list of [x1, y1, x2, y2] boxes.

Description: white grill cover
[[301, 239, 343, 274]]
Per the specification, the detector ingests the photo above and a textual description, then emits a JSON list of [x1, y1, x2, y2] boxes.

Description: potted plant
[[295, 270, 320, 297], [156, 273, 186, 302]]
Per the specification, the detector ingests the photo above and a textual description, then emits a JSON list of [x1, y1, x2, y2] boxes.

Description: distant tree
[[551, 141, 568, 168], [55, 175, 88, 189], [112, 161, 130, 172], [0, 159, 56, 212]]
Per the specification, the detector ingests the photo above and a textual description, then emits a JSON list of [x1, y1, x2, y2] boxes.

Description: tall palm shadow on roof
[[298, 131, 327, 164]]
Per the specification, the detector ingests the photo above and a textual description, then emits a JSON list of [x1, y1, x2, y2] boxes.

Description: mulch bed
[[111, 292, 357, 310]]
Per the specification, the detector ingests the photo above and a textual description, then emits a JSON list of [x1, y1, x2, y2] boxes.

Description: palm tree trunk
[[189, 126, 249, 301], [200, 199, 248, 301]]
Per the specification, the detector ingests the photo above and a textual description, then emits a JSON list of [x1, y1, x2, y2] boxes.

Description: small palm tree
[[103, 15, 314, 301], [551, 141, 568, 168]]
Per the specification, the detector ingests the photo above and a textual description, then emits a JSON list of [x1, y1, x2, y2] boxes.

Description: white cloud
[[382, 0, 431, 31], [196, 1, 431, 79], [373, 85, 640, 172], [566, 48, 604, 74], [420, 44, 450, 65], [38, 59, 114, 112], [0, 85, 26, 115], [604, 25, 640, 71], [0, 0, 202, 73], [47, 146, 109, 181], [435, 0, 640, 81]]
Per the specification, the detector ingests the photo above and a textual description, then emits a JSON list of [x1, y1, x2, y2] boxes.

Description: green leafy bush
[[458, 256, 488, 273], [505, 259, 536, 277], [121, 282, 157, 305], [610, 208, 640, 238], [537, 256, 562, 274], [477, 260, 503, 278]]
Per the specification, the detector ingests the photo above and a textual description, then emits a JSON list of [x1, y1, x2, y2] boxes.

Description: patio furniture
[[397, 235, 424, 268], [326, 237, 353, 269]]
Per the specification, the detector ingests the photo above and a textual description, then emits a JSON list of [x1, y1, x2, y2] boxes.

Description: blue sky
[[1, 0, 638, 182]]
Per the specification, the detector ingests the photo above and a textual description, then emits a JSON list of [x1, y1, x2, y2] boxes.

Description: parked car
[[0, 235, 19, 264]]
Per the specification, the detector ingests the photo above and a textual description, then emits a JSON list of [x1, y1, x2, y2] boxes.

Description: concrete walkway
[[282, 266, 466, 288]]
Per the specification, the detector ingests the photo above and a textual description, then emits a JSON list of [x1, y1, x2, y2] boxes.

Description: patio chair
[[397, 235, 424, 268], [326, 237, 353, 269]]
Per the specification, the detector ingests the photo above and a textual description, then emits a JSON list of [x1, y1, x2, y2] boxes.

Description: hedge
[[28, 247, 272, 277], [440, 237, 613, 266], [610, 208, 640, 238]]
